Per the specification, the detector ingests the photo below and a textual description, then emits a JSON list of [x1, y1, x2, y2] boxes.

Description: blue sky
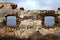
[[0, 0, 60, 10]]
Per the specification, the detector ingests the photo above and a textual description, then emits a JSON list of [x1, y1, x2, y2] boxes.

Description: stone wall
[[0, 2, 60, 40]]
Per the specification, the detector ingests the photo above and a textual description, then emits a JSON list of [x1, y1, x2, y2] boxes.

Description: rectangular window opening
[[44, 16, 55, 27], [7, 16, 16, 26]]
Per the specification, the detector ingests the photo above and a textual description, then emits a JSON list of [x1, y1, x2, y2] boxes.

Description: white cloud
[[0, 0, 60, 10], [18, 0, 40, 10], [18, 0, 54, 10], [43, 0, 52, 4]]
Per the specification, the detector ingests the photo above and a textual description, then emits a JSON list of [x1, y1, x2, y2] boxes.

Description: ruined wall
[[0, 2, 60, 40]]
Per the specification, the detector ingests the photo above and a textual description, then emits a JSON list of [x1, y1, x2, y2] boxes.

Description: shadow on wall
[[40, 34, 60, 40], [29, 31, 42, 40]]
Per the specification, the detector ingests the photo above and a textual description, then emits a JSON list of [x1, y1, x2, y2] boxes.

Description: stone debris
[[20, 19, 32, 26], [19, 19, 42, 29], [15, 29, 35, 38], [54, 27, 60, 36], [20, 29, 34, 38], [0, 2, 60, 40]]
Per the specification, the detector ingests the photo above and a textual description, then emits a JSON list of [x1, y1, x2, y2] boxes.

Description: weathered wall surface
[[0, 2, 60, 40]]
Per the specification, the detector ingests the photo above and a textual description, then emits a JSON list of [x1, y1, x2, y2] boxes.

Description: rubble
[[0, 2, 60, 40]]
